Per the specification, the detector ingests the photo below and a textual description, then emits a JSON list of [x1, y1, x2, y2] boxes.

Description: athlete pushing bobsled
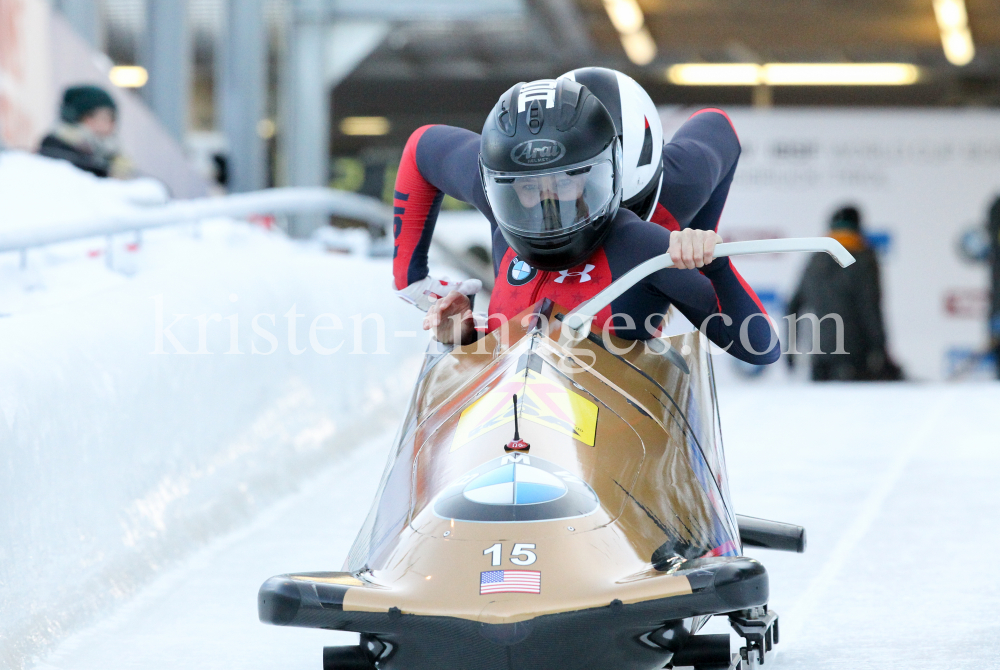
[[391, 69, 777, 364]]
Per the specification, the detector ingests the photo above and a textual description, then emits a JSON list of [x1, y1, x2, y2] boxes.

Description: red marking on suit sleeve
[[650, 203, 681, 232], [393, 124, 439, 290], [687, 108, 739, 143]]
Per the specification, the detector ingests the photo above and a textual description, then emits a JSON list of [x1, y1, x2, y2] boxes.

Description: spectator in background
[[787, 205, 903, 381], [38, 85, 129, 178], [989, 197, 1000, 379]]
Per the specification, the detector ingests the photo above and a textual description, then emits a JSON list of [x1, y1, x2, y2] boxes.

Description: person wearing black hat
[[786, 205, 903, 381], [38, 85, 127, 178], [988, 197, 1000, 379]]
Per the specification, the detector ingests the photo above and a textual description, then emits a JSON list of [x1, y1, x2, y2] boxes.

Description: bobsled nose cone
[[713, 559, 768, 610], [259, 577, 302, 625]]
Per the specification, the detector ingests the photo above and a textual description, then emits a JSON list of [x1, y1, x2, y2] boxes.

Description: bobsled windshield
[[409, 339, 642, 530], [619, 332, 738, 557], [346, 307, 739, 573]]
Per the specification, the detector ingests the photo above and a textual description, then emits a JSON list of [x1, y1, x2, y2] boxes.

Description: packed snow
[[0, 155, 438, 670], [0, 152, 169, 232], [28, 383, 1000, 670]]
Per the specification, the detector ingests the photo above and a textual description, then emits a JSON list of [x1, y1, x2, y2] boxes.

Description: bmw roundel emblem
[[463, 462, 567, 505], [434, 455, 599, 523], [506, 256, 537, 287]]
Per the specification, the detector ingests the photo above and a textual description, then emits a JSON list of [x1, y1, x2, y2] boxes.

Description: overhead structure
[[281, 0, 522, 235], [284, 0, 328, 193], [528, 0, 595, 64], [283, 0, 523, 192], [282, 0, 331, 236], [933, 0, 975, 66], [602, 0, 656, 66], [220, 0, 267, 193], [140, 0, 190, 142], [53, 0, 102, 48], [109, 66, 149, 88], [666, 63, 922, 87]]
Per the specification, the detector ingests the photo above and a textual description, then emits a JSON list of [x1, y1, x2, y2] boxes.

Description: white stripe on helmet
[[560, 69, 663, 203]]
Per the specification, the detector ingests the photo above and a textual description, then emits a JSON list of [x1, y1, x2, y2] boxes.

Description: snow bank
[[0, 151, 169, 232], [0, 163, 433, 668]]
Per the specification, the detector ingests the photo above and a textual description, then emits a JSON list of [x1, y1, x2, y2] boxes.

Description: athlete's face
[[512, 172, 589, 208]]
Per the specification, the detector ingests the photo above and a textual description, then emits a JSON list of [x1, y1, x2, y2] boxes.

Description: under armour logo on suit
[[555, 264, 595, 284]]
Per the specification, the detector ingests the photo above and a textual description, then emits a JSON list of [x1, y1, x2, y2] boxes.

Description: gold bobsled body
[[260, 301, 769, 670]]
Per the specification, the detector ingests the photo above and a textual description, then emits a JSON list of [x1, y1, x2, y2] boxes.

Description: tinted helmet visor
[[482, 143, 619, 239]]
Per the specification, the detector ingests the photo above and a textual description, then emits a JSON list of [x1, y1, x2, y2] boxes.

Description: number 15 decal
[[510, 543, 537, 565], [483, 543, 537, 566]]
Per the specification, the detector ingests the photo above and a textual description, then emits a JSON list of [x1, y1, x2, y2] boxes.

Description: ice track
[[34, 383, 1000, 670]]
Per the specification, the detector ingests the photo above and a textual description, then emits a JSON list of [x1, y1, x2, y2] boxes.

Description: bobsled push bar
[[736, 515, 806, 553], [561, 237, 856, 341]]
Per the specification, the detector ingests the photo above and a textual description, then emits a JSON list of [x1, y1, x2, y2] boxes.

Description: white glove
[[394, 275, 483, 312]]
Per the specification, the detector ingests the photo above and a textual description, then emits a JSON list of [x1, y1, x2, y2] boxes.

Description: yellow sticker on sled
[[452, 370, 598, 450]]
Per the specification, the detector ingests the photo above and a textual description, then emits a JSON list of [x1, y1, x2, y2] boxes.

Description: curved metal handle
[[561, 237, 855, 340]]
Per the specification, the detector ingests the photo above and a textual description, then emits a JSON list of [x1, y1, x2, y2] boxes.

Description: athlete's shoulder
[[413, 125, 482, 179], [421, 124, 481, 141], [667, 108, 740, 146], [416, 125, 481, 157], [687, 107, 737, 128], [608, 208, 670, 241], [602, 208, 671, 272]]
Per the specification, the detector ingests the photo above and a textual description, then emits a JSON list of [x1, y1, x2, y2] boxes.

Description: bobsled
[[259, 239, 853, 670]]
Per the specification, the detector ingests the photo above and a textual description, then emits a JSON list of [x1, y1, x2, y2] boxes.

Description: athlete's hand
[[669, 229, 724, 269], [423, 291, 476, 345], [395, 275, 482, 312]]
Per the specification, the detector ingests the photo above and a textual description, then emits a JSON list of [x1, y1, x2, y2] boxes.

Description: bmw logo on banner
[[506, 256, 538, 287], [434, 454, 599, 523]]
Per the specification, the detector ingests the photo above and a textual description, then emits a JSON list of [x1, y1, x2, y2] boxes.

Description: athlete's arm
[[604, 219, 778, 364], [391, 125, 492, 290], [674, 258, 780, 365], [650, 109, 741, 233], [414, 126, 492, 216]]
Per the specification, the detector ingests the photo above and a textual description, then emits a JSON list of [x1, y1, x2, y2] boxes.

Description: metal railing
[[0, 187, 392, 268], [0, 185, 500, 291]]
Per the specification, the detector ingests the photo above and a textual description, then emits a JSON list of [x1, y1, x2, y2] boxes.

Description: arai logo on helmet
[[510, 139, 566, 166]]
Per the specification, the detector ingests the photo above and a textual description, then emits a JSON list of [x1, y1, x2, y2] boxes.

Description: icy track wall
[[0, 219, 428, 669]]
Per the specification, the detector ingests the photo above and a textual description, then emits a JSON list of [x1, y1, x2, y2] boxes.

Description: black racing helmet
[[480, 78, 622, 271]]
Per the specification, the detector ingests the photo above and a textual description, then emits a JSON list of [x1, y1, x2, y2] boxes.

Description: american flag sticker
[[480, 570, 541, 594]]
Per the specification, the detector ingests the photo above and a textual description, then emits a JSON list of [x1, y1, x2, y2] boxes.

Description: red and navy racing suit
[[392, 109, 778, 364]]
